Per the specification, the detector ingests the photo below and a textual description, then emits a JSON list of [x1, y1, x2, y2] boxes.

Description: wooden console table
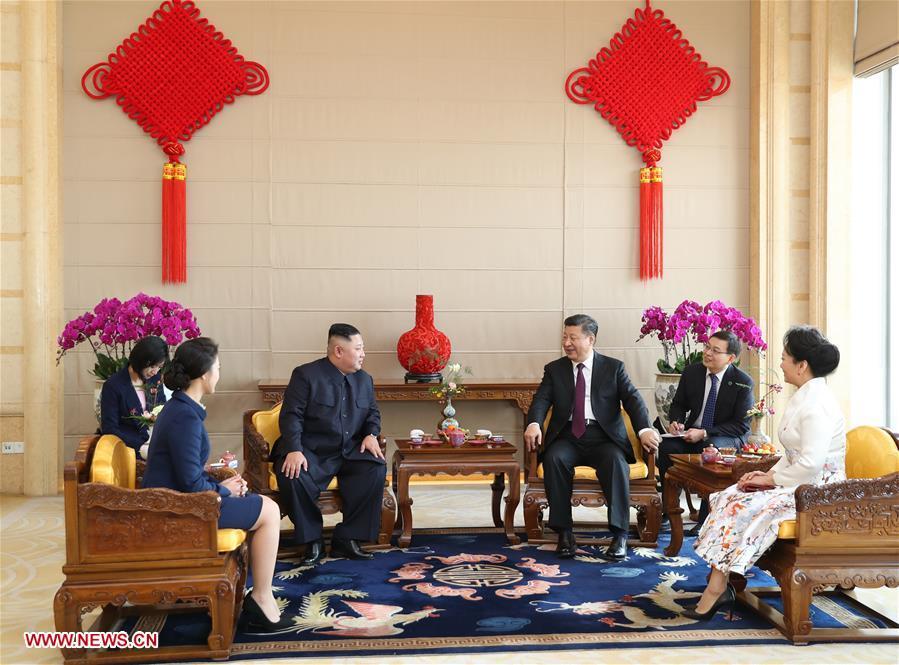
[[259, 379, 540, 421]]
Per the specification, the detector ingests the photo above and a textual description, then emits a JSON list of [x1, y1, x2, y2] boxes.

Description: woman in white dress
[[684, 325, 845, 620]]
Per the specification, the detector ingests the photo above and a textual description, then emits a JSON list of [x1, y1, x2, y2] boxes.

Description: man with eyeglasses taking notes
[[658, 330, 753, 533]]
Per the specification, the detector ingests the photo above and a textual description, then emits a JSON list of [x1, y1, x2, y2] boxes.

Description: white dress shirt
[[691, 366, 729, 429]]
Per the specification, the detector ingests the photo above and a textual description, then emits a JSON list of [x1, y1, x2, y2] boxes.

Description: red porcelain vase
[[396, 295, 451, 383]]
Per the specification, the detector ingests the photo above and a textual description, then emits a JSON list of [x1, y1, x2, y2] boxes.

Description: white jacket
[[771, 377, 846, 489]]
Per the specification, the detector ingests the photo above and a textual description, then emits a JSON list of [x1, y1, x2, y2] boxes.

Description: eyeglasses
[[703, 343, 731, 356]]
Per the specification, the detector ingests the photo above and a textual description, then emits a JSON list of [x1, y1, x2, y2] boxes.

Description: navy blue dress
[[100, 366, 167, 459], [142, 391, 262, 529]]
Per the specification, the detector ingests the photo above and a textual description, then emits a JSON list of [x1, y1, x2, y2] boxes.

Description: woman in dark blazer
[[142, 337, 289, 632], [100, 336, 169, 458]]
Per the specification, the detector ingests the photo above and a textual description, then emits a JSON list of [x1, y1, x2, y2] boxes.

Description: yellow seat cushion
[[536, 409, 648, 482], [216, 528, 247, 552], [266, 461, 337, 491], [255, 404, 338, 492], [537, 462, 648, 482], [845, 426, 899, 479], [90, 435, 136, 489], [777, 519, 796, 539]]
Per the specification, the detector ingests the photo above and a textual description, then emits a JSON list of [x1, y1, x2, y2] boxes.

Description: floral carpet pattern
[[128, 531, 889, 659]]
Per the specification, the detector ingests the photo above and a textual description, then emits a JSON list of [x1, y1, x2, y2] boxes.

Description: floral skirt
[[692, 484, 797, 576]]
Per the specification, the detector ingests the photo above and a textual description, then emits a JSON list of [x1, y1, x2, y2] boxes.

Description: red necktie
[[572, 362, 586, 439]]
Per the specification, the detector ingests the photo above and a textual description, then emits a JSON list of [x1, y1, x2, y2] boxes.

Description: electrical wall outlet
[[2, 442, 24, 454]]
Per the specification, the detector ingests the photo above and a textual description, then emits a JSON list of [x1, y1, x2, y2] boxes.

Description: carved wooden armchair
[[523, 409, 662, 547], [54, 435, 248, 664], [739, 426, 899, 643], [243, 404, 395, 549]]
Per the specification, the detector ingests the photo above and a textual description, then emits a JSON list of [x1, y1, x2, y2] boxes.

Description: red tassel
[[161, 160, 187, 283], [650, 165, 663, 279], [639, 167, 651, 279], [162, 162, 174, 281]]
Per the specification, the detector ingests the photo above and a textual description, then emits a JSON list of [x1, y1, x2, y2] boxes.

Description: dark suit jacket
[[527, 351, 650, 464], [667, 362, 753, 440], [141, 391, 229, 498], [100, 365, 167, 454], [270, 358, 382, 467]]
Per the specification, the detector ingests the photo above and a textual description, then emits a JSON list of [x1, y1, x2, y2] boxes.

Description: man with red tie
[[525, 314, 661, 561]]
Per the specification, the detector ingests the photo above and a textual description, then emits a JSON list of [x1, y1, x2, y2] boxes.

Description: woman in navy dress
[[100, 336, 169, 459], [142, 337, 289, 632]]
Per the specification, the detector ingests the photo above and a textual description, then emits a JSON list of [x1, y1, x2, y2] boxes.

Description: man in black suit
[[270, 323, 387, 564], [660, 329, 753, 530], [525, 314, 661, 561]]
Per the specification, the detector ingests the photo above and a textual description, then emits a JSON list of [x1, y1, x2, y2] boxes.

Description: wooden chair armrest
[[793, 472, 899, 546], [78, 484, 221, 520], [243, 410, 272, 494], [526, 442, 540, 479], [796, 472, 899, 512], [74, 484, 222, 558], [644, 450, 656, 478], [135, 458, 147, 486]]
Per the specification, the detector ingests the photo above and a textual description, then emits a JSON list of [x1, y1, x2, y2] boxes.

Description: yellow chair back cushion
[[537, 409, 648, 481], [253, 403, 282, 446], [90, 435, 136, 489], [252, 403, 337, 492], [845, 426, 899, 479]]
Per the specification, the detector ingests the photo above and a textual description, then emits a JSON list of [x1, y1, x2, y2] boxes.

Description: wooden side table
[[392, 439, 521, 547], [664, 453, 780, 556]]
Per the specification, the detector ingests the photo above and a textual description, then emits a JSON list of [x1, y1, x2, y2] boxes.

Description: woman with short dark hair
[[99, 336, 169, 458], [142, 338, 289, 631], [684, 325, 845, 620]]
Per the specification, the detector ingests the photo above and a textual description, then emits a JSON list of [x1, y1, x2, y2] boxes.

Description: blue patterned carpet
[[136, 531, 888, 659]]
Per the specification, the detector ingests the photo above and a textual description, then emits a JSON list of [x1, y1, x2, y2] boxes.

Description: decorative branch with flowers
[[56, 293, 201, 381], [744, 381, 784, 420], [429, 362, 472, 400], [637, 300, 767, 374]]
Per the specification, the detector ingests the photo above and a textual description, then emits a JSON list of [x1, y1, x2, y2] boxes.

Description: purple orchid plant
[[637, 300, 767, 374], [56, 293, 201, 380]]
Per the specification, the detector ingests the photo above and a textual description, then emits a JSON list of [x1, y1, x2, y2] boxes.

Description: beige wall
[[58, 0, 750, 465], [1, 1, 25, 493]]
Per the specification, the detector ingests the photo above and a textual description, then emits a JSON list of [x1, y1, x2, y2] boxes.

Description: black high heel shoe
[[682, 584, 735, 621], [241, 593, 293, 632]]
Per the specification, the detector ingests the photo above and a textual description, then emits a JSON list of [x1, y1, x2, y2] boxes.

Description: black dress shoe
[[685, 523, 702, 538], [330, 538, 374, 560], [601, 534, 627, 561], [241, 594, 293, 632], [682, 584, 735, 621], [556, 529, 576, 559], [301, 538, 325, 565]]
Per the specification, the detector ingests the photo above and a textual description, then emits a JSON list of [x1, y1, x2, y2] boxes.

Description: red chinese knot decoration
[[81, 0, 270, 283], [565, 0, 730, 280]]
